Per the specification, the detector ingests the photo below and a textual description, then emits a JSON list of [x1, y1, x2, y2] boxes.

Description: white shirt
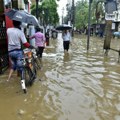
[[62, 32, 71, 41], [7, 28, 27, 51]]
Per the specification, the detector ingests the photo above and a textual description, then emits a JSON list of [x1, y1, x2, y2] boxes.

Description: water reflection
[[0, 34, 120, 120], [63, 52, 71, 62]]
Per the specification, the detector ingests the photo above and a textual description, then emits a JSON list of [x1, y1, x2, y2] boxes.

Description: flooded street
[[0, 33, 120, 120]]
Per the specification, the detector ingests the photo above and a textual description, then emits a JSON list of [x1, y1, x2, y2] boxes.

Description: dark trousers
[[37, 47, 45, 58], [46, 39, 49, 46], [63, 41, 70, 51]]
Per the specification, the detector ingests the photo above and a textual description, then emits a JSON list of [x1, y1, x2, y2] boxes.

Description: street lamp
[[71, 0, 75, 37]]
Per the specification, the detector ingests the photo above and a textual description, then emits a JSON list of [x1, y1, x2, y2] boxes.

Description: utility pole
[[36, 0, 39, 19], [87, 0, 92, 50], [71, 0, 75, 37]]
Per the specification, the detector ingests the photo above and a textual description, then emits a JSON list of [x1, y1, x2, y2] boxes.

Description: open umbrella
[[5, 9, 40, 27], [51, 29, 58, 32], [56, 24, 72, 30]]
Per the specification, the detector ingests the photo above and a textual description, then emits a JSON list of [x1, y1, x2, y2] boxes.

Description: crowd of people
[[6, 20, 72, 82]]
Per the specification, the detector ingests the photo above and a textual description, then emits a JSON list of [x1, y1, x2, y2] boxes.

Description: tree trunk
[[103, 20, 112, 50]]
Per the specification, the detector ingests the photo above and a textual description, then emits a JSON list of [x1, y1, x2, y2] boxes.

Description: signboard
[[105, 0, 117, 20], [117, 11, 120, 21], [105, 1, 117, 14], [105, 13, 115, 20], [111, 23, 115, 29]]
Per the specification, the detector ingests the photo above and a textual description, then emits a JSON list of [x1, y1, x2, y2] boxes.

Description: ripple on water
[[1, 35, 120, 120]]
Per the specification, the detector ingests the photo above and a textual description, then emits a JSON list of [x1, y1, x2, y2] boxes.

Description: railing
[[0, 53, 9, 74], [0, 19, 9, 74]]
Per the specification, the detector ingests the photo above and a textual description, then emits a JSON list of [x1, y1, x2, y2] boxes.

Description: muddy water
[[0, 34, 120, 120]]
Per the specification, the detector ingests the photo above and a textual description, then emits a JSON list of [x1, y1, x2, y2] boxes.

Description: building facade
[[0, 0, 31, 74]]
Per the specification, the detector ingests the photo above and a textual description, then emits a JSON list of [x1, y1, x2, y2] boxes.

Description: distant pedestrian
[[52, 30, 58, 39], [95, 29, 99, 36], [62, 30, 72, 52], [45, 30, 50, 46], [99, 29, 104, 37]]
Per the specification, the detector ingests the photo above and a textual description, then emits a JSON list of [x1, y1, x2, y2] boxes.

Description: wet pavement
[[0, 33, 120, 120]]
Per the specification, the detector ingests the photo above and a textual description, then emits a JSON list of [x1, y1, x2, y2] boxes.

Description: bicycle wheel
[[24, 67, 33, 86], [34, 58, 41, 69], [21, 68, 30, 93], [29, 60, 37, 86], [37, 56, 42, 68]]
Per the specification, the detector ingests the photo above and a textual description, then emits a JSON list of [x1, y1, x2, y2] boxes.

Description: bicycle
[[21, 48, 38, 93]]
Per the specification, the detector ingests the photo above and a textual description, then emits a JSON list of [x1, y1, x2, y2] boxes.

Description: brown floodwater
[[0, 33, 120, 120]]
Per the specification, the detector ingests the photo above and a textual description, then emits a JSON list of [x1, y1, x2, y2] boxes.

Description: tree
[[74, 0, 89, 29], [31, 0, 59, 27], [95, 0, 105, 24], [68, 0, 105, 30]]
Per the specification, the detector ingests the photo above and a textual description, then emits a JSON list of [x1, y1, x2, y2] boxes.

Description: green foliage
[[75, 0, 89, 29], [73, 0, 105, 29], [95, 0, 105, 23], [30, 4, 35, 9], [30, 0, 59, 26]]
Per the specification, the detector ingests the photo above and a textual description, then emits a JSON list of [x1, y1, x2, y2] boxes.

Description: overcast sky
[[57, 0, 68, 17], [57, 0, 79, 17]]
